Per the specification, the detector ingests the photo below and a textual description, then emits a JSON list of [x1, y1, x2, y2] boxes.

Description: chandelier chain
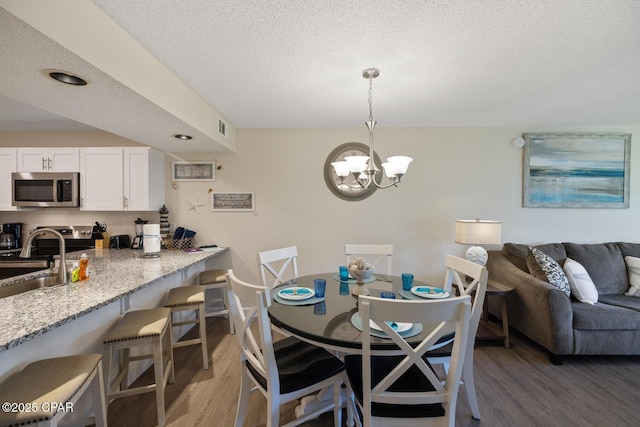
[[368, 75, 374, 123]]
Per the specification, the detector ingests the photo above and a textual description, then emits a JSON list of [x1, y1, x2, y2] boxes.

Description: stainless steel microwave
[[12, 172, 80, 207]]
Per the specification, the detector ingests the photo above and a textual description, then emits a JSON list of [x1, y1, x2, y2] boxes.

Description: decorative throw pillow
[[526, 247, 571, 297], [563, 258, 598, 304], [624, 256, 640, 297]]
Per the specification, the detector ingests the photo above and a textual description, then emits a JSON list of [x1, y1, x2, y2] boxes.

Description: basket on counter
[[161, 235, 196, 250]]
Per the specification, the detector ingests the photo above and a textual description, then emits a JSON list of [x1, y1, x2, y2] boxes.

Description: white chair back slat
[[259, 246, 299, 288], [345, 244, 393, 276], [226, 268, 344, 427], [358, 295, 472, 426], [427, 254, 489, 421], [227, 270, 278, 390]]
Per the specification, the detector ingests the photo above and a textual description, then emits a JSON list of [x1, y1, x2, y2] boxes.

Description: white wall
[[2, 126, 639, 285], [167, 126, 640, 285]]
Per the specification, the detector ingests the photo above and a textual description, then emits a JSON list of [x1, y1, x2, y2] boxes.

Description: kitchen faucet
[[19, 228, 67, 284]]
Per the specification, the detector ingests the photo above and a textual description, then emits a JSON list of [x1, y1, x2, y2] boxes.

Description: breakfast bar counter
[[0, 247, 229, 381]]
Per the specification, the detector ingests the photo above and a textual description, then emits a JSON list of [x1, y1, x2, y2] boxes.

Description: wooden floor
[[107, 317, 640, 427]]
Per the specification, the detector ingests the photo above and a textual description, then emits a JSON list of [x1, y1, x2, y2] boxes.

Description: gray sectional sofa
[[486, 242, 640, 364]]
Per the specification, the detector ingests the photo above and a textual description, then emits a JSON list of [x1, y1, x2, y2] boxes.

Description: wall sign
[[211, 192, 255, 211], [172, 161, 216, 181]]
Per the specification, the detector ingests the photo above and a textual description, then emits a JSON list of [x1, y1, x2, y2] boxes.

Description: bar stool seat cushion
[[165, 285, 205, 307], [0, 354, 102, 426], [104, 308, 171, 343], [199, 269, 226, 284]]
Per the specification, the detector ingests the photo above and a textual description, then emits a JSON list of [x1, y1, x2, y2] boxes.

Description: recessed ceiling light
[[48, 71, 87, 86], [173, 134, 193, 140]]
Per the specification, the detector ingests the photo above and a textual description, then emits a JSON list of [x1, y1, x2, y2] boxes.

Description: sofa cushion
[[598, 294, 640, 312], [563, 242, 628, 295], [563, 258, 598, 304], [624, 256, 640, 297], [616, 242, 640, 259], [502, 242, 566, 272], [527, 247, 571, 297], [572, 300, 640, 330]]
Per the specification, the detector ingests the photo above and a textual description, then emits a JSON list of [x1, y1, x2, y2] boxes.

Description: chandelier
[[331, 68, 413, 190]]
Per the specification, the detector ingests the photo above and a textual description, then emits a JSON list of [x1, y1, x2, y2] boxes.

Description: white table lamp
[[455, 219, 502, 265]]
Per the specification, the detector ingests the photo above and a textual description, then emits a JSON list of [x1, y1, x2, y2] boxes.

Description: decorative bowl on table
[[348, 257, 374, 295], [349, 268, 374, 283], [349, 267, 374, 296]]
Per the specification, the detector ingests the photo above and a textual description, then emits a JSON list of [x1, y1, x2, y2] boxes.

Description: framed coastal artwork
[[523, 133, 631, 208], [211, 192, 255, 211]]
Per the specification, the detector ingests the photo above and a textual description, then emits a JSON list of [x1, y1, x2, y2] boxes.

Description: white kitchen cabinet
[[0, 149, 17, 211], [124, 147, 165, 211], [79, 148, 124, 211], [16, 148, 79, 172], [80, 147, 165, 211]]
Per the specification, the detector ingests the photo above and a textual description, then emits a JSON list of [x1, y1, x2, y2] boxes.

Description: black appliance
[[132, 217, 147, 249], [110, 235, 131, 249], [0, 223, 54, 279], [31, 225, 96, 256], [0, 222, 22, 251]]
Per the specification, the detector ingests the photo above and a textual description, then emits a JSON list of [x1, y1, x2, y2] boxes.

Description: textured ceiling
[[1, 0, 640, 151], [91, 0, 640, 128]]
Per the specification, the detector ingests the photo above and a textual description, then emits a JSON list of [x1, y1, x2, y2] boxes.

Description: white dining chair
[[426, 254, 488, 420], [345, 294, 472, 427], [226, 269, 344, 427], [259, 245, 299, 289], [345, 244, 393, 276]]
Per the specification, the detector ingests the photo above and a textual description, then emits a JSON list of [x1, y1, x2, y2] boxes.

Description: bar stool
[[0, 354, 107, 427], [103, 307, 174, 427], [198, 269, 234, 334], [165, 285, 209, 369]]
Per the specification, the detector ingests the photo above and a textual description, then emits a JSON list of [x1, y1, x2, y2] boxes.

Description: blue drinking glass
[[401, 273, 414, 291], [339, 265, 349, 281], [314, 278, 326, 297]]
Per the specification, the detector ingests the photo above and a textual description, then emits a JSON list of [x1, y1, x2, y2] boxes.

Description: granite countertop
[[0, 247, 228, 351]]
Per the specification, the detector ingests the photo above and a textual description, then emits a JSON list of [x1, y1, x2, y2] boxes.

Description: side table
[[476, 279, 515, 347]]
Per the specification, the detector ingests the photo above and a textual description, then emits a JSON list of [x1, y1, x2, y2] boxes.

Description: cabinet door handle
[[123, 196, 128, 209], [42, 157, 47, 170], [47, 158, 52, 170]]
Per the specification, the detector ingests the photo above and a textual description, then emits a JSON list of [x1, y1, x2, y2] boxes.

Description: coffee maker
[[131, 218, 147, 249], [0, 223, 22, 251]]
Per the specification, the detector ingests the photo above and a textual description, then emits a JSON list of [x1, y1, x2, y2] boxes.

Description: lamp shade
[[455, 220, 502, 245], [386, 156, 413, 175], [344, 155, 369, 174], [331, 161, 351, 177]]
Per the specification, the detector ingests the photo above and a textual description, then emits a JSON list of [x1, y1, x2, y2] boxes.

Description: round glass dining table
[[267, 272, 449, 354]]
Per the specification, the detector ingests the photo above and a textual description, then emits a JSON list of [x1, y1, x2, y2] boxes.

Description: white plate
[[277, 287, 315, 300], [411, 286, 449, 299], [369, 320, 413, 333]]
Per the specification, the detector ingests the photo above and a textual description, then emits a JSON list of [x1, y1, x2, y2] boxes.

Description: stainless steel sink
[[0, 276, 63, 299]]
